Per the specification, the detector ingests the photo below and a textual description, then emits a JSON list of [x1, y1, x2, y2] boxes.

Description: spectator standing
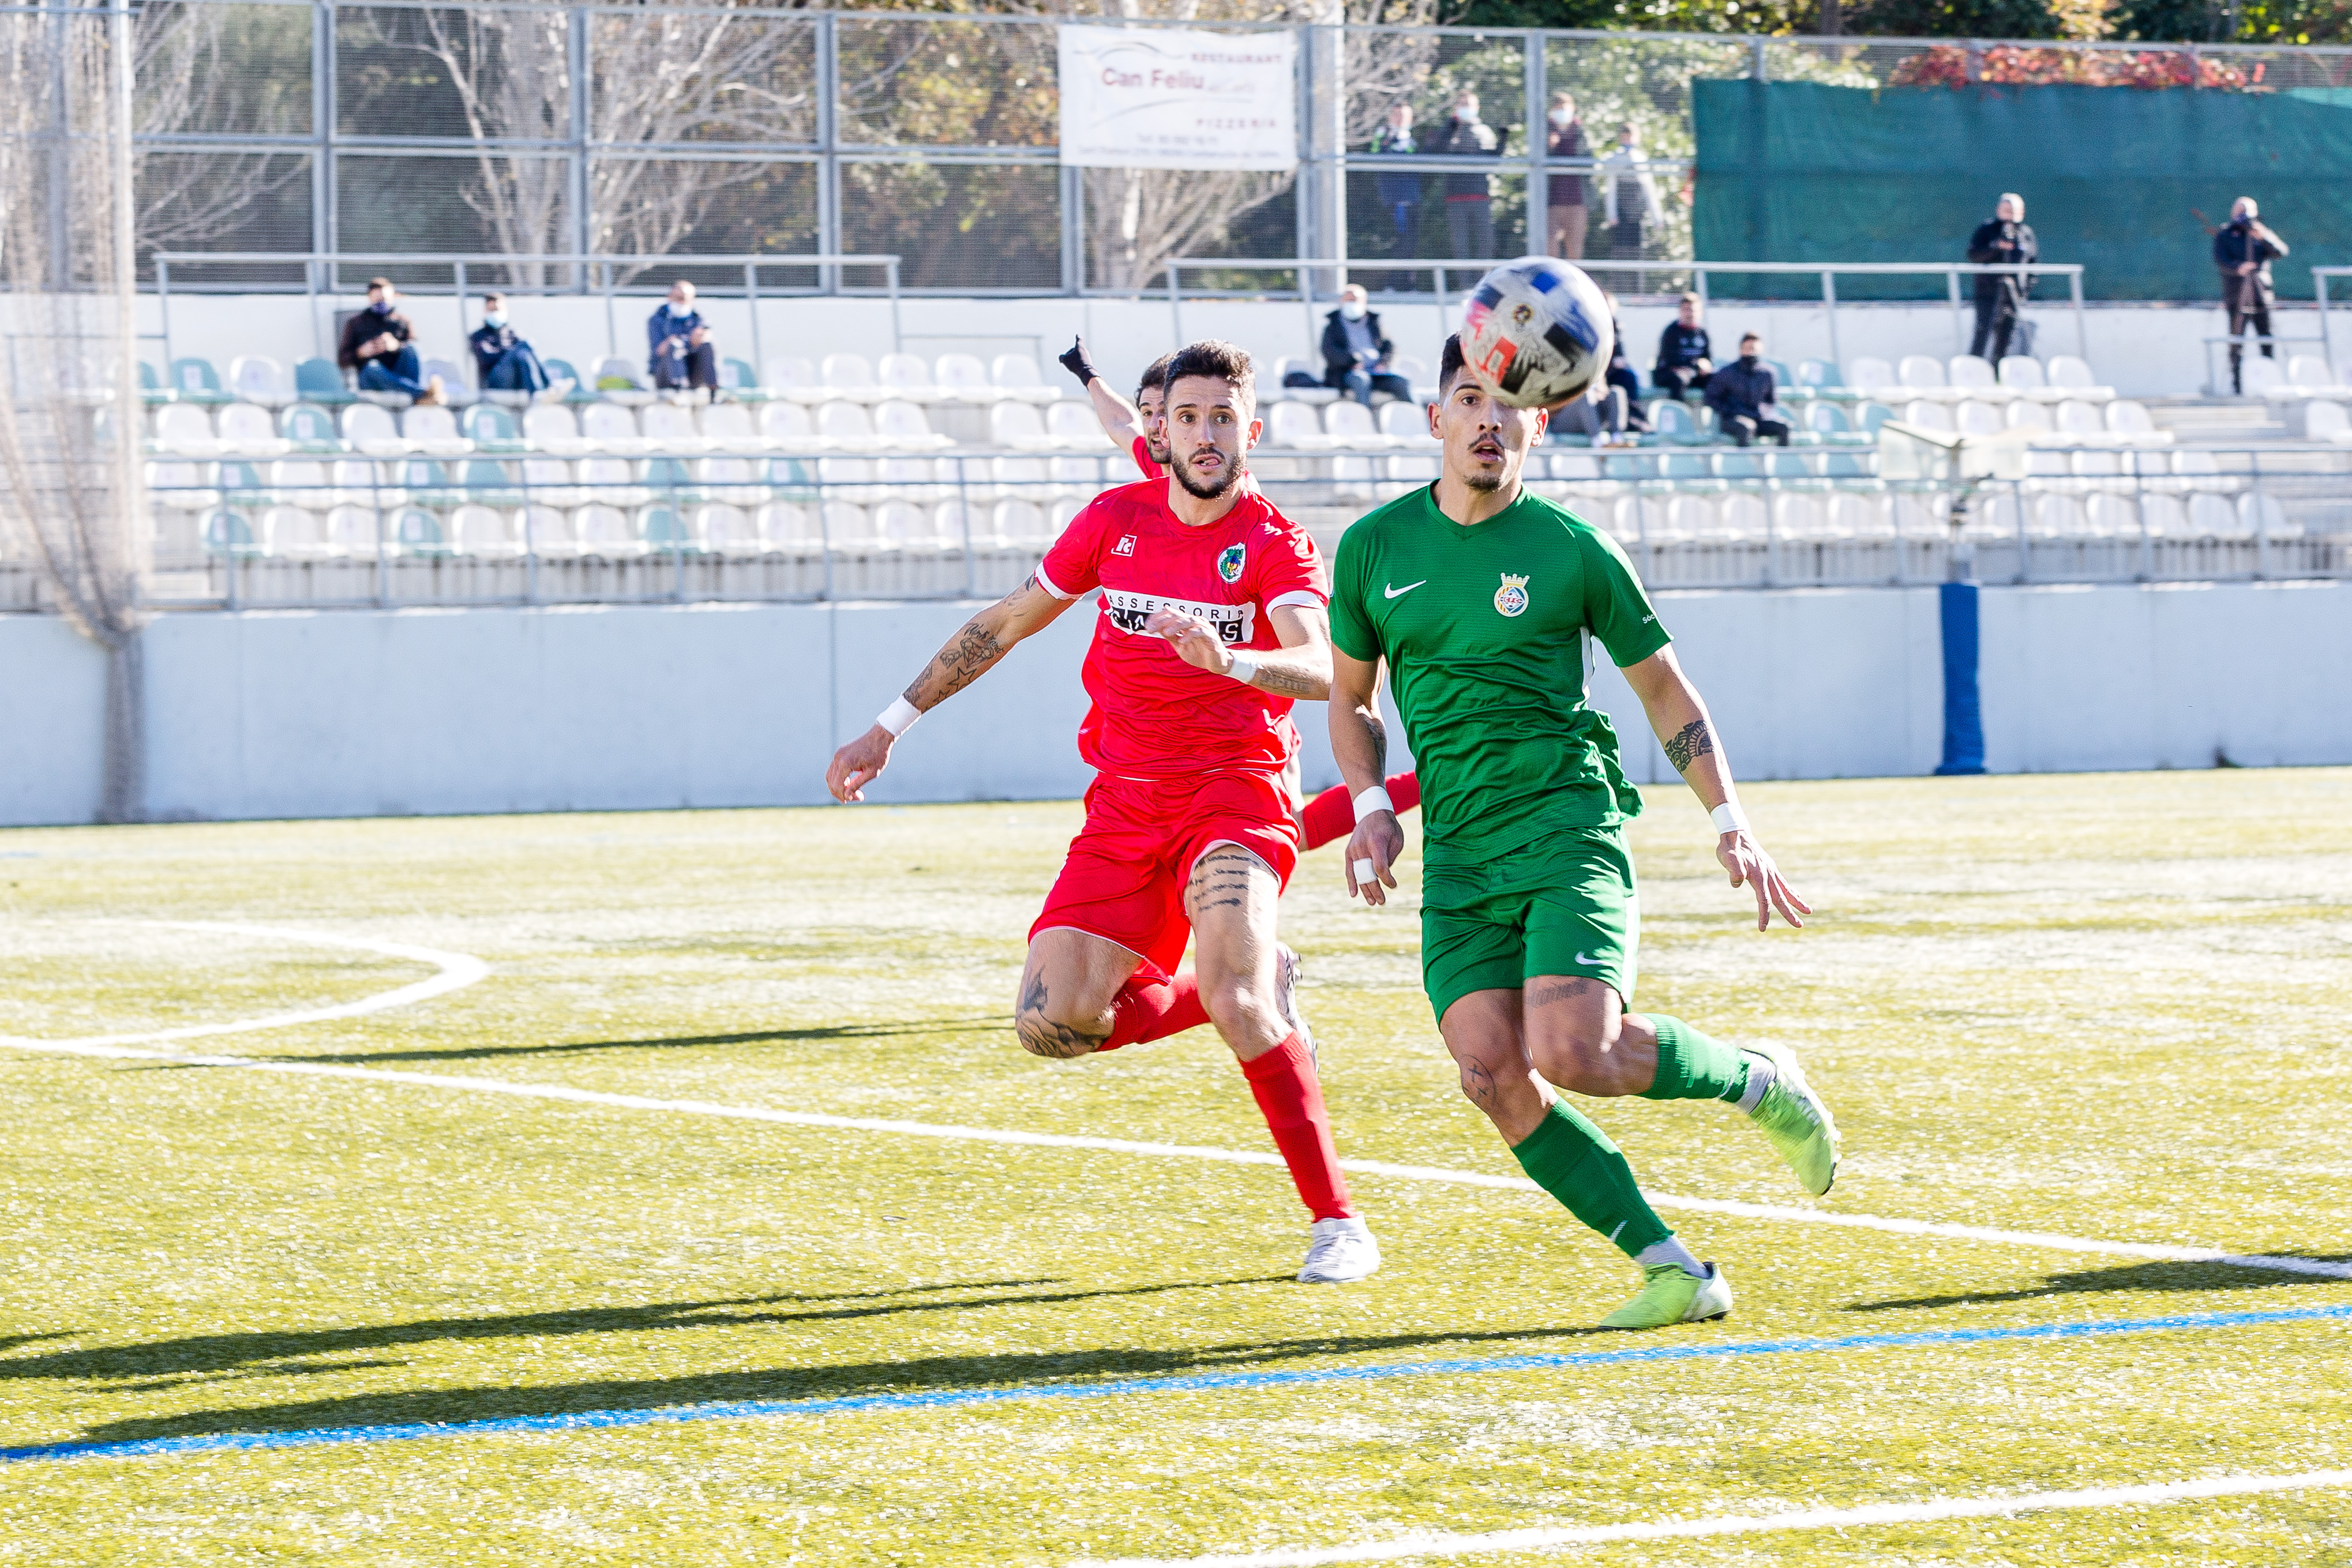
[[647, 279, 719, 397], [1371, 103, 1420, 251], [468, 292, 550, 400], [1425, 90, 1498, 260], [336, 277, 443, 406], [1653, 292, 1713, 400], [1600, 123, 1661, 261], [2214, 197, 2289, 395], [1319, 285, 1413, 407], [1704, 333, 1789, 447], [1965, 193, 2038, 365], [1546, 92, 1590, 261]]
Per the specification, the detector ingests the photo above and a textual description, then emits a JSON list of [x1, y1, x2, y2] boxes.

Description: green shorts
[[1419, 826, 1640, 1024]]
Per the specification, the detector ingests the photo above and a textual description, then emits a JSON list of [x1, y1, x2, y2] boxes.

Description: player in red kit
[[1056, 334, 1422, 853], [828, 340, 1381, 1284]]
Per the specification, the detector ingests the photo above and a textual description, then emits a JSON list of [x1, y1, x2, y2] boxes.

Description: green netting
[[1694, 79, 2352, 301]]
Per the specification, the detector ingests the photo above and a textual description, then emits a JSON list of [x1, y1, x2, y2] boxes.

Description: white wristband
[[1354, 785, 1395, 822], [1710, 801, 1749, 836], [1226, 652, 1260, 684], [876, 697, 922, 738]]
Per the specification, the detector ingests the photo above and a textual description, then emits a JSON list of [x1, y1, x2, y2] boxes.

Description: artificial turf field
[[1, 768, 2348, 1566]]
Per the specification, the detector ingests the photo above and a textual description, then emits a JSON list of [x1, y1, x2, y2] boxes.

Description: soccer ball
[[1458, 257, 1614, 409]]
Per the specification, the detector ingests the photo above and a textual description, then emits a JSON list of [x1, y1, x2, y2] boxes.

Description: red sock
[[1097, 972, 1210, 1052], [1299, 772, 1421, 851], [1240, 1032, 1355, 1220]]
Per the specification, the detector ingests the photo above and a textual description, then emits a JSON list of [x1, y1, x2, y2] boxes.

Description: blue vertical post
[[1935, 580, 1986, 775]]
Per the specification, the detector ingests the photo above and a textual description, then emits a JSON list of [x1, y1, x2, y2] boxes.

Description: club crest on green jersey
[[1217, 543, 1246, 583], [1494, 572, 1530, 617]]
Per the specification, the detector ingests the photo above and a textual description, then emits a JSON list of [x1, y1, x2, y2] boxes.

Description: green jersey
[[1329, 483, 1670, 862]]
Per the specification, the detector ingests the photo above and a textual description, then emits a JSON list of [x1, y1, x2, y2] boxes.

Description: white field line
[[1074, 1469, 2352, 1567], [1, 924, 2346, 1283]]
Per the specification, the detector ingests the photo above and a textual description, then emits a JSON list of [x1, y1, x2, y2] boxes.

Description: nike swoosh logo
[[1575, 951, 1602, 967], [1384, 580, 1427, 599]]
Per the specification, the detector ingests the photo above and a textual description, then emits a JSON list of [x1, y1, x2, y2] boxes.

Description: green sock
[[1508, 1100, 1672, 1259], [1642, 1015, 1749, 1104]]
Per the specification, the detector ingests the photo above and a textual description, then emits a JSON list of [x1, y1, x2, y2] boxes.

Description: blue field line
[[8, 1301, 2349, 1467]]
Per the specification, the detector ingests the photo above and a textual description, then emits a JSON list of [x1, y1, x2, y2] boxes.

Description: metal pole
[[1526, 32, 1547, 263], [1949, 267, 1963, 356], [746, 260, 763, 377], [2070, 267, 2087, 358], [1169, 263, 1184, 347], [455, 260, 469, 392], [2319, 272, 2334, 369], [816, 15, 839, 299], [888, 258, 903, 352], [603, 261, 616, 362], [1822, 269, 1839, 375], [158, 258, 172, 366]]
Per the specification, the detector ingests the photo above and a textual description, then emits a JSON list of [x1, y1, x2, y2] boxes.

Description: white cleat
[[1273, 943, 1316, 1068], [1297, 1216, 1382, 1284]]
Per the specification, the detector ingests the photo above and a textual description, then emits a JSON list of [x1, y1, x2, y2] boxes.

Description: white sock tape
[[1710, 801, 1749, 835], [876, 697, 922, 738], [1353, 785, 1394, 822]]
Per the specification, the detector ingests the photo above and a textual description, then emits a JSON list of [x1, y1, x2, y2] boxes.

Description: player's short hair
[[1739, 331, 1761, 346], [1137, 352, 1173, 404], [1438, 332, 1469, 394], [366, 276, 393, 292], [1678, 291, 1701, 307], [1162, 339, 1255, 414], [483, 291, 505, 306]]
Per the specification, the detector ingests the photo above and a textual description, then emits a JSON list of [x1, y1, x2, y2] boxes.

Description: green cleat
[[1746, 1040, 1840, 1196], [1599, 1262, 1734, 1330]]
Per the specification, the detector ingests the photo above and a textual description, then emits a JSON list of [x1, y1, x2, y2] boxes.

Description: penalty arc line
[[0, 925, 2346, 1284], [5, 1301, 2350, 1466], [1073, 1468, 2352, 1567]]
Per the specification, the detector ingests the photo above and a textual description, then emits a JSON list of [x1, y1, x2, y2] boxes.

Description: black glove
[[1057, 335, 1100, 389]]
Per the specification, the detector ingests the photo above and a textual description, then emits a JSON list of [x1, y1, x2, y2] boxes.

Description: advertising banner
[[1056, 24, 1297, 172]]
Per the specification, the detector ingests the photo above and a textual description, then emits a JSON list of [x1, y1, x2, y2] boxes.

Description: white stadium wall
[[5, 582, 2349, 827]]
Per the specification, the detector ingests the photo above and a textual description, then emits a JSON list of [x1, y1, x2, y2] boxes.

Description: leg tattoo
[[1015, 973, 1107, 1060]]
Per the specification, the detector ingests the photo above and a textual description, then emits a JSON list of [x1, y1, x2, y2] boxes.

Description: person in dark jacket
[[2214, 197, 2290, 395], [647, 279, 719, 396], [1602, 298, 1648, 433], [1370, 102, 1420, 250], [467, 292, 550, 398], [1424, 90, 1497, 258], [1653, 292, 1712, 400], [337, 277, 442, 405], [1321, 285, 1412, 406], [1704, 333, 1788, 447], [1546, 92, 1589, 261], [1965, 193, 2038, 365]]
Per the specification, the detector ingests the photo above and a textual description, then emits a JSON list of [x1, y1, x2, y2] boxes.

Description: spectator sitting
[[1653, 292, 1712, 400], [647, 280, 719, 398], [1601, 292, 1648, 433], [337, 277, 442, 406], [1424, 90, 1498, 258], [1965, 193, 2037, 365], [1551, 376, 1629, 445], [1703, 333, 1789, 448], [468, 292, 550, 401], [1320, 286, 1412, 407], [2214, 197, 2289, 396]]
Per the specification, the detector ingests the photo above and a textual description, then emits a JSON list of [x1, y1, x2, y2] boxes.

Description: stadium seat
[[2300, 399, 2352, 440], [339, 403, 406, 455], [318, 504, 375, 553], [1323, 400, 1384, 449], [1717, 493, 1767, 538], [765, 455, 819, 499], [1271, 357, 1338, 406], [696, 455, 767, 506], [2004, 400, 2052, 433], [2240, 490, 2294, 538], [820, 500, 876, 550], [145, 461, 215, 513], [722, 358, 764, 400], [389, 505, 444, 553], [1896, 354, 1953, 399], [278, 404, 342, 450], [402, 403, 471, 456], [932, 353, 995, 406], [640, 401, 707, 451], [2030, 493, 2085, 537], [170, 357, 234, 406], [757, 402, 826, 451], [756, 501, 819, 550], [2084, 493, 2139, 537], [931, 500, 985, 551], [1829, 492, 1890, 537], [818, 400, 886, 453], [590, 355, 654, 407], [1391, 354, 1436, 401], [217, 403, 292, 457], [327, 456, 386, 507], [875, 400, 955, 452], [991, 498, 1052, 546], [1761, 360, 1802, 403], [1379, 400, 1438, 446], [228, 355, 296, 409], [2104, 400, 2161, 440], [1772, 493, 1826, 538], [639, 503, 695, 551], [1845, 357, 1896, 397], [821, 353, 886, 405], [463, 405, 525, 449], [1955, 400, 2003, 437], [2137, 492, 2185, 538], [2285, 355, 2345, 396], [148, 403, 218, 456], [542, 358, 598, 405], [877, 353, 943, 403], [1996, 355, 2045, 396], [1264, 401, 1333, 451], [694, 502, 760, 551], [1042, 400, 1109, 450], [989, 354, 1059, 406], [640, 456, 693, 501], [1713, 449, 1764, 483], [580, 402, 646, 453], [523, 404, 589, 455], [513, 504, 571, 553], [422, 357, 475, 407], [870, 500, 939, 550], [572, 504, 633, 553], [817, 450, 878, 500], [698, 400, 764, 453], [200, 507, 259, 556], [447, 504, 512, 554], [456, 456, 524, 507], [2070, 449, 2125, 492], [137, 361, 176, 406], [2045, 355, 2113, 402], [1649, 400, 1697, 444], [2054, 400, 2105, 438], [1900, 399, 1954, 432], [1946, 355, 2000, 397], [2238, 357, 2285, 397], [988, 401, 1057, 451], [254, 505, 320, 557], [268, 458, 335, 511], [763, 357, 825, 406], [519, 456, 582, 509], [575, 456, 646, 508]]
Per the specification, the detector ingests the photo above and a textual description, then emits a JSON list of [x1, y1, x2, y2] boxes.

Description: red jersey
[[1131, 434, 1164, 479], [1037, 480, 1327, 778]]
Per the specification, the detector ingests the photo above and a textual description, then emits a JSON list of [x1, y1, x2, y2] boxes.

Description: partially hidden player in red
[[1056, 333, 1420, 853], [828, 340, 1381, 1284]]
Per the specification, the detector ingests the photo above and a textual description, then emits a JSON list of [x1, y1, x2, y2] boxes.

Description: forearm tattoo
[[1250, 660, 1319, 698], [1363, 711, 1386, 775], [1663, 718, 1716, 775], [922, 618, 1004, 704], [1014, 971, 1103, 1060], [1526, 977, 1597, 1010]]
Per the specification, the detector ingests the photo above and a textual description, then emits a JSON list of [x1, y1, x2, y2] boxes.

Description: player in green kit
[[1326, 335, 1839, 1330]]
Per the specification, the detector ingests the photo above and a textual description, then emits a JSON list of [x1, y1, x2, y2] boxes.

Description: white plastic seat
[[258, 505, 324, 557], [1391, 354, 1434, 397], [523, 403, 588, 455], [756, 501, 819, 549], [817, 400, 884, 452], [2302, 400, 2352, 440], [1828, 492, 1889, 537], [1845, 357, 1896, 396], [402, 403, 470, 455], [988, 400, 1057, 451], [2140, 492, 2188, 538], [575, 456, 647, 507], [1897, 354, 1949, 392], [869, 500, 939, 550], [764, 357, 826, 406], [2004, 401, 2052, 433], [697, 400, 764, 452], [448, 504, 512, 554], [1666, 494, 1717, 537], [215, 403, 290, 457], [1323, 401, 1383, 448], [873, 399, 954, 451], [2055, 400, 2104, 437], [820, 501, 876, 549], [878, 352, 943, 403], [932, 500, 984, 550], [992, 498, 1052, 546], [757, 402, 825, 449], [696, 504, 761, 552], [520, 456, 582, 509], [1772, 493, 1827, 538], [572, 503, 636, 552], [2105, 400, 2158, 437], [1266, 402, 1335, 451], [933, 353, 995, 404], [328, 456, 388, 505], [1379, 400, 1438, 445], [590, 355, 653, 407], [268, 459, 335, 511], [1997, 355, 2046, 395], [1717, 493, 1767, 538], [2045, 355, 2113, 402], [322, 504, 378, 553], [2186, 491, 2241, 537], [1270, 355, 1338, 406], [341, 402, 408, 455], [695, 455, 766, 506], [148, 405, 215, 456], [2286, 354, 2336, 391], [1955, 400, 2003, 436], [1946, 355, 1999, 394], [580, 402, 647, 453], [639, 401, 706, 451], [2241, 358, 2286, 397], [989, 354, 1059, 406], [1892, 492, 1948, 537], [821, 352, 886, 405], [2240, 490, 2295, 538], [2031, 493, 2086, 537], [229, 356, 296, 409], [1043, 400, 1110, 450], [515, 504, 572, 554], [2084, 493, 2138, 537], [1900, 400, 1954, 433]]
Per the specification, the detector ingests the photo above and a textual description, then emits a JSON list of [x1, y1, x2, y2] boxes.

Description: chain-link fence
[[118, 2, 2352, 304]]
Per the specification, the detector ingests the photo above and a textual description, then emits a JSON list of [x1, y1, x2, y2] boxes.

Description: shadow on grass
[[59, 1314, 1619, 1446], [1846, 1254, 2352, 1312], [1, 1276, 1269, 1384], [260, 1016, 1015, 1066]]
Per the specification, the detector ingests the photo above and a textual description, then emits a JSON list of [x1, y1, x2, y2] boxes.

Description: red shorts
[[1030, 770, 1301, 983]]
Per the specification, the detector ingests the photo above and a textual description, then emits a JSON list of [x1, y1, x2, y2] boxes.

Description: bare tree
[[131, 1, 310, 266]]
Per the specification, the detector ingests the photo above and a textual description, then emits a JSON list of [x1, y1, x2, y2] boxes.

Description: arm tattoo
[[922, 619, 1004, 703], [1250, 661, 1319, 698], [1527, 977, 1597, 1010], [1663, 718, 1716, 775], [1363, 711, 1386, 775]]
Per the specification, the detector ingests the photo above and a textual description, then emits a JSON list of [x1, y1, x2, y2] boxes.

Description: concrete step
[[2141, 396, 2289, 444]]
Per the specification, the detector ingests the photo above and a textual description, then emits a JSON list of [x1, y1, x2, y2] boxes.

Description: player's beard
[[1173, 453, 1241, 500]]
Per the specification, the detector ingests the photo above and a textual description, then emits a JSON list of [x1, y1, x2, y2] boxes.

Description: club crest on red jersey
[[1494, 572, 1530, 617], [1113, 534, 1136, 557], [1217, 543, 1246, 583]]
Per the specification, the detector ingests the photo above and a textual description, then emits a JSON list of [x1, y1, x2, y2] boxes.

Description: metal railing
[[154, 251, 905, 375], [1168, 257, 2087, 371]]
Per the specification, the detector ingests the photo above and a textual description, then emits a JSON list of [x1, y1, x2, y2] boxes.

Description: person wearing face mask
[[1319, 285, 1412, 407], [1653, 292, 1712, 402], [336, 277, 443, 406], [1965, 193, 2038, 367], [468, 292, 551, 402], [2214, 197, 2289, 395], [1424, 90, 1498, 259], [648, 279, 721, 399], [1702, 333, 1788, 448], [1546, 93, 1590, 262]]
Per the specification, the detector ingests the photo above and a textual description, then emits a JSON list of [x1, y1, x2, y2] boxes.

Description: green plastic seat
[[295, 358, 355, 407], [170, 357, 234, 406]]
